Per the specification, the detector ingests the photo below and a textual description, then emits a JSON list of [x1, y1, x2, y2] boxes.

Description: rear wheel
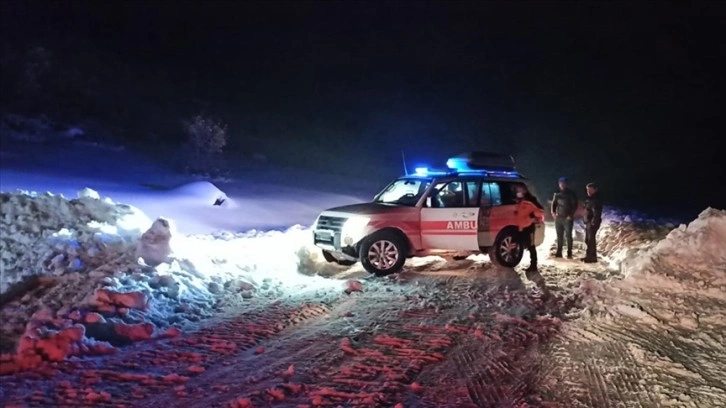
[[488, 228, 524, 268], [359, 231, 407, 276]]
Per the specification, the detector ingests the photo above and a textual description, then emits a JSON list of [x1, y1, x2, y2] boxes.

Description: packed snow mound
[[168, 181, 230, 207], [620, 207, 726, 280], [600, 206, 680, 226], [0, 189, 344, 372], [550, 206, 676, 266], [562, 206, 676, 263], [579, 207, 726, 318], [0, 190, 150, 294]]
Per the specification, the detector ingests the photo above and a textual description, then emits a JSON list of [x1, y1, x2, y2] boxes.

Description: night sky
[[2, 1, 724, 216]]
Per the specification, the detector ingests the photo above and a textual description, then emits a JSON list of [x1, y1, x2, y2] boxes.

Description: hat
[[558, 177, 568, 183], [586, 182, 597, 189]]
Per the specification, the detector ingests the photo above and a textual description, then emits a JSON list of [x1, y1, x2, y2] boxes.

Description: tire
[[322, 250, 356, 266], [359, 231, 407, 276], [488, 228, 524, 268]]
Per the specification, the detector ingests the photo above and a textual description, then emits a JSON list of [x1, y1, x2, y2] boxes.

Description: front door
[[420, 180, 480, 250]]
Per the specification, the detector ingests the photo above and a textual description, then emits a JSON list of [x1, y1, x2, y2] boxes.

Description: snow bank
[[585, 206, 675, 264], [0, 189, 150, 294], [579, 207, 726, 317], [0, 189, 341, 373], [619, 207, 726, 281]]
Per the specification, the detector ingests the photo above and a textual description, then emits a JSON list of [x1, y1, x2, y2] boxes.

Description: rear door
[[479, 180, 543, 247], [477, 181, 501, 246], [420, 179, 481, 250]]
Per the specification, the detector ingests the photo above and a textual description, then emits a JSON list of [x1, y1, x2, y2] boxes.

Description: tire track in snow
[[4, 273, 529, 408], [548, 315, 726, 408], [2, 272, 580, 408], [0, 302, 333, 407], [393, 280, 573, 407]]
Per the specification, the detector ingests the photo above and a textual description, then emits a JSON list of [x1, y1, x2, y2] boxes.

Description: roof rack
[[446, 151, 517, 173], [408, 151, 522, 179]]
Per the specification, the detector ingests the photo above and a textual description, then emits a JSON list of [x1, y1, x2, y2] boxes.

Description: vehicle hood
[[323, 202, 410, 215]]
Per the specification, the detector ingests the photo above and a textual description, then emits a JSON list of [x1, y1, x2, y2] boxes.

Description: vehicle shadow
[[401, 261, 530, 293]]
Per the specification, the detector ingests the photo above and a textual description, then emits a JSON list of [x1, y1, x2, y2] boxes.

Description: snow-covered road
[[0, 264, 579, 407], [3, 243, 724, 408]]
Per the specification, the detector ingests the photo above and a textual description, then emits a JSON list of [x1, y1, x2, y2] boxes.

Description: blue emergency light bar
[[414, 167, 449, 176]]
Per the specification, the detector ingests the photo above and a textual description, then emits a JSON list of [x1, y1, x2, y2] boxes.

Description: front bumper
[[313, 228, 341, 252], [313, 229, 359, 260]]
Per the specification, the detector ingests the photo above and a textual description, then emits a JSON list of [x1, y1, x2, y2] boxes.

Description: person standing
[[514, 185, 545, 271], [551, 177, 577, 258], [583, 182, 603, 263]]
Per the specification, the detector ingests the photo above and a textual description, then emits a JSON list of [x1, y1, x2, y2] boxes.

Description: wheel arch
[[359, 227, 413, 257], [496, 225, 520, 239]]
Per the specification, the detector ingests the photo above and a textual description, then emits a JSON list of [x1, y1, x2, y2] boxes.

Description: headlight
[[341, 216, 370, 245]]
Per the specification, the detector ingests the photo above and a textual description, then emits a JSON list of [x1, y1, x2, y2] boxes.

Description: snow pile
[[585, 206, 676, 263], [563, 209, 726, 406], [0, 189, 341, 373], [168, 180, 229, 207], [0, 189, 150, 294], [579, 207, 726, 319], [618, 207, 726, 282]]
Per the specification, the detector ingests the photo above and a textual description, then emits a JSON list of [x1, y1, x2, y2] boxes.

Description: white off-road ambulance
[[312, 152, 546, 275]]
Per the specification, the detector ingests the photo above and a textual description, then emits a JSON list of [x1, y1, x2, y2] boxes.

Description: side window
[[464, 180, 480, 207], [498, 181, 527, 205], [481, 182, 502, 206], [428, 181, 467, 208]]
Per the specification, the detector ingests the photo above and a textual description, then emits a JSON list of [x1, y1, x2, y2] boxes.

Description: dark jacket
[[551, 188, 578, 218], [583, 192, 603, 228]]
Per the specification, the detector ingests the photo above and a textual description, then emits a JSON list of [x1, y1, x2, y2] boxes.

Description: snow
[[551, 208, 726, 407], [581, 207, 726, 313], [0, 187, 353, 372], [1, 124, 725, 405]]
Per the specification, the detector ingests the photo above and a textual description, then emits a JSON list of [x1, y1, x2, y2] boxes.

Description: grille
[[316, 216, 346, 233]]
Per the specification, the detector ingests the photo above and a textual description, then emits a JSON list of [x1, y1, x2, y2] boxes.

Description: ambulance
[[312, 152, 546, 275]]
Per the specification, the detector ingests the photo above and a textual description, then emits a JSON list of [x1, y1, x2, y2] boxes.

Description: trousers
[[585, 224, 600, 259], [555, 216, 574, 255], [520, 224, 537, 266]]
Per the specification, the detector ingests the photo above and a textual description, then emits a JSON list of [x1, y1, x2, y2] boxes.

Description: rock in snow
[[135, 217, 173, 266]]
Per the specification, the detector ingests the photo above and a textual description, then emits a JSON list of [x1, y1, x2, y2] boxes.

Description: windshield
[[374, 178, 432, 206]]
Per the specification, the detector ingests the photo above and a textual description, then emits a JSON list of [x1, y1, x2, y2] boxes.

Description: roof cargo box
[[446, 151, 517, 172]]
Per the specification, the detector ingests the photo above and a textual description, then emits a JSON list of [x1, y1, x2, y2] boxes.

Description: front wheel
[[359, 231, 407, 276], [488, 228, 524, 268]]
